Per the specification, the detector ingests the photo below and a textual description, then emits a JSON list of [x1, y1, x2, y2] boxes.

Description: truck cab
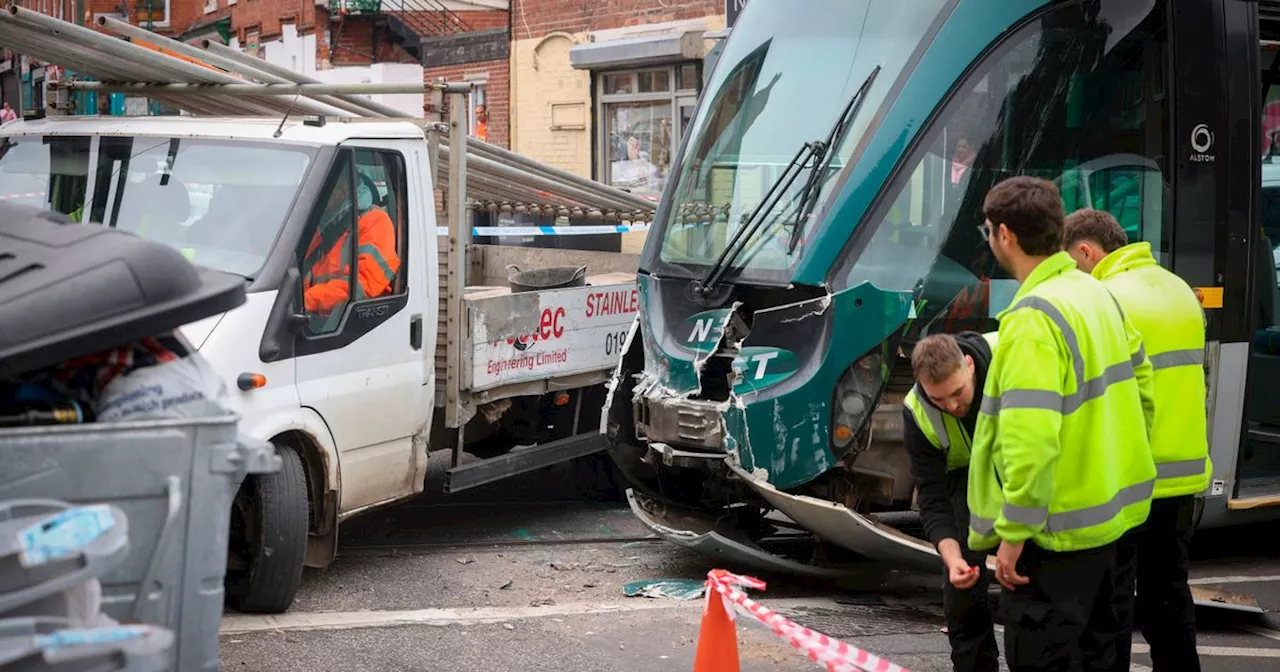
[[0, 114, 439, 611]]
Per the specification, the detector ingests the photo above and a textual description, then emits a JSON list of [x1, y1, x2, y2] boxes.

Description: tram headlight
[[831, 352, 885, 453]]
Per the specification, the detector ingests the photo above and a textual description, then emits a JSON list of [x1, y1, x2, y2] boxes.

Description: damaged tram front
[[604, 0, 1280, 573]]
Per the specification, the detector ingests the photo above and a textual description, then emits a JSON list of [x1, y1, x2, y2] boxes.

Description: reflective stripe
[[981, 295, 1138, 415], [1044, 479, 1153, 533], [1002, 502, 1048, 526], [309, 272, 347, 284], [980, 360, 1135, 414], [1149, 348, 1204, 371], [913, 384, 949, 450], [971, 479, 1153, 537], [1016, 297, 1085, 388], [1156, 457, 1207, 480], [357, 243, 398, 284]]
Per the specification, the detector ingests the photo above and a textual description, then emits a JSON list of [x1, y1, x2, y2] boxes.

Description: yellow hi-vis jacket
[[968, 252, 1158, 553], [903, 331, 999, 472], [1092, 242, 1211, 499]]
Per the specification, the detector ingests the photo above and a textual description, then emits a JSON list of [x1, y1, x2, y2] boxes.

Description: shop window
[[597, 63, 701, 198]]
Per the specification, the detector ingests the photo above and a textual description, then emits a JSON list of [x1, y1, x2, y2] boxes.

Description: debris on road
[[502, 623, 515, 631], [550, 562, 578, 571], [456, 557, 475, 565], [499, 580, 514, 590], [622, 579, 706, 600]]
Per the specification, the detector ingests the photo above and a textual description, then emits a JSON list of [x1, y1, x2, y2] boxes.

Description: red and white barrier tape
[[0, 192, 45, 200], [706, 569, 912, 672]]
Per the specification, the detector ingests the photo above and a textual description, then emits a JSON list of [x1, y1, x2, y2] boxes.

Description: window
[[597, 64, 701, 198], [468, 81, 488, 141], [298, 148, 409, 337], [0, 135, 317, 278], [648, 0, 949, 281], [131, 0, 170, 28], [837, 0, 1169, 339]]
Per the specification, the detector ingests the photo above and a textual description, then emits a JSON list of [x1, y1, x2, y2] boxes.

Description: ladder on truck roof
[[0, 2, 658, 432]]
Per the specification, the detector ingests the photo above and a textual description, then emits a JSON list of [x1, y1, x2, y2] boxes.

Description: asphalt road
[[217, 455, 1280, 671]]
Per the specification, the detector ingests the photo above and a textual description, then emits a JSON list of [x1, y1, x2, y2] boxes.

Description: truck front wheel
[[225, 442, 309, 614]]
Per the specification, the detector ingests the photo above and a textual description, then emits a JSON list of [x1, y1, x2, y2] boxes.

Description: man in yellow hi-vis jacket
[[969, 176, 1158, 672], [1065, 208, 1208, 672]]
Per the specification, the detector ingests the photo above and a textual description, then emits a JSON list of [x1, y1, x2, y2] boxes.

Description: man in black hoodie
[[903, 330, 998, 672]]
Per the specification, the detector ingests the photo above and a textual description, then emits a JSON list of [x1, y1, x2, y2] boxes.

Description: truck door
[[292, 141, 431, 513]]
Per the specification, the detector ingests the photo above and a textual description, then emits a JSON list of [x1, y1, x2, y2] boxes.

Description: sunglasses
[[978, 223, 993, 241]]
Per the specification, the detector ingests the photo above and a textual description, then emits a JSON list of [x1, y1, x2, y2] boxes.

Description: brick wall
[[423, 57, 508, 148], [510, 0, 720, 41], [222, 0, 320, 43], [394, 8, 506, 35], [11, 0, 210, 36], [328, 15, 415, 65]]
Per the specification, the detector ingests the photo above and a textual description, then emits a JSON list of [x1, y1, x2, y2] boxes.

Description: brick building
[[0, 0, 217, 113], [507, 0, 726, 251]]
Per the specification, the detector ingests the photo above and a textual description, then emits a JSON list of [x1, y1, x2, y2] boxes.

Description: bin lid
[[0, 202, 247, 378]]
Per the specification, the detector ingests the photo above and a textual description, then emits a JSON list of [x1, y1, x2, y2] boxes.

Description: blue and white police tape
[[434, 224, 652, 236]]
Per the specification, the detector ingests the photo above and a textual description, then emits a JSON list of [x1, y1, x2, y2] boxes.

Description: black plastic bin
[[0, 202, 247, 378]]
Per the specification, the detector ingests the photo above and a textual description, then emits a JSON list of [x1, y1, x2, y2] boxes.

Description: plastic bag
[[94, 351, 231, 423]]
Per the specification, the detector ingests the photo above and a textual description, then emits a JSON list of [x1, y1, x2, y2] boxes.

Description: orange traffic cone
[[692, 582, 739, 672]]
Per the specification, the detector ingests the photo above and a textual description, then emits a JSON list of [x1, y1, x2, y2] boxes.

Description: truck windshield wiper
[[692, 66, 881, 298], [786, 64, 880, 254]]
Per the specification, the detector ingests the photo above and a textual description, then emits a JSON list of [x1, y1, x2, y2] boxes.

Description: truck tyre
[[225, 442, 309, 614]]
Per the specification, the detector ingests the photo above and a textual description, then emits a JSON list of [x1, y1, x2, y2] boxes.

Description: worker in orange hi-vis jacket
[[302, 174, 400, 315]]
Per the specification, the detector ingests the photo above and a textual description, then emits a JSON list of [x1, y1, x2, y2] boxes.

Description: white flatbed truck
[[0, 4, 650, 613]]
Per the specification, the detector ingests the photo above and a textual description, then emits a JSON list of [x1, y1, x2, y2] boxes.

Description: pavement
[[218, 453, 1280, 671]]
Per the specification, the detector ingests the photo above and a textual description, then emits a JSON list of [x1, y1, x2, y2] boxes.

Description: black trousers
[[942, 547, 1000, 672], [999, 539, 1138, 672], [1131, 495, 1200, 672]]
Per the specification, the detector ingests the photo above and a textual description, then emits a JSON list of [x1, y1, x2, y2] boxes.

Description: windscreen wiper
[[692, 66, 881, 298], [786, 64, 881, 254], [692, 139, 823, 297]]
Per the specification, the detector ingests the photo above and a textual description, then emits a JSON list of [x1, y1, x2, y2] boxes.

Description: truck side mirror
[[258, 264, 307, 362]]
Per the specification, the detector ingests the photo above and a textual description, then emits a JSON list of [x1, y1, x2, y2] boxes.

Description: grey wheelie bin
[[0, 501, 175, 671], [0, 501, 130, 623], [0, 617, 175, 671], [0, 202, 282, 671]]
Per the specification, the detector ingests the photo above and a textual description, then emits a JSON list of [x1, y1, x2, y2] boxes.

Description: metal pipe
[[4, 6, 321, 116], [200, 39, 404, 118], [94, 16, 364, 118], [63, 82, 439, 96], [440, 145, 654, 216], [0, 24, 229, 115], [438, 161, 649, 220], [444, 168, 651, 223], [464, 138, 656, 212]]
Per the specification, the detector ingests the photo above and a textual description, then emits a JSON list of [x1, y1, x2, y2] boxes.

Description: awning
[[569, 30, 705, 70]]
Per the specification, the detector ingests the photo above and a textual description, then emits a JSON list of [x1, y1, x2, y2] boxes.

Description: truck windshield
[[0, 135, 317, 278], [650, 0, 949, 284]]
